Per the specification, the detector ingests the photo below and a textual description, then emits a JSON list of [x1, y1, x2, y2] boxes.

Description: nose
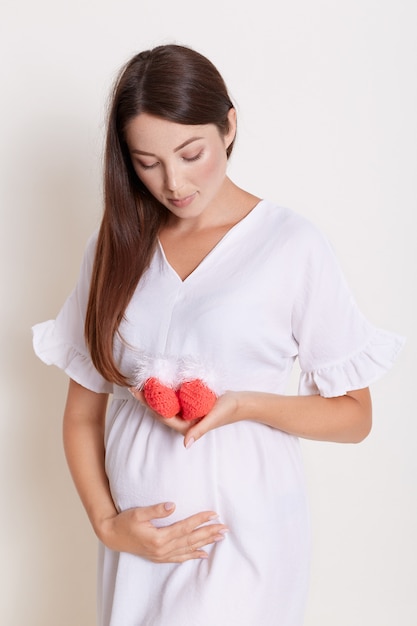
[[164, 163, 183, 192]]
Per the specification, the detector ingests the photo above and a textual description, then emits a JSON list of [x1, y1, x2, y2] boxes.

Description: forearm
[[63, 381, 116, 538], [236, 388, 372, 443], [63, 418, 117, 532], [183, 386, 372, 449]]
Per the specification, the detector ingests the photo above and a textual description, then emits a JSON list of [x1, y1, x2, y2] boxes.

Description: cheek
[[199, 150, 227, 181], [135, 170, 160, 195]]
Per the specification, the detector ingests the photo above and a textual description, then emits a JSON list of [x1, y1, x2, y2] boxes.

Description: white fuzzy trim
[[132, 351, 224, 394], [133, 351, 178, 389], [178, 355, 223, 395]]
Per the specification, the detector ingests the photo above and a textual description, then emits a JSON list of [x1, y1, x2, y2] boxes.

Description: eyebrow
[[131, 136, 204, 157]]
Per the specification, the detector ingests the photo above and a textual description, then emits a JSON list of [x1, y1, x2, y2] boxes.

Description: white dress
[[32, 200, 404, 626]]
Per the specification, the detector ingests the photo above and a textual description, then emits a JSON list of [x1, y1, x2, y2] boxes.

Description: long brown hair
[[85, 44, 236, 385]]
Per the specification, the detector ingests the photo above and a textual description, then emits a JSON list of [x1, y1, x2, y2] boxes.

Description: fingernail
[[185, 437, 195, 449], [164, 502, 175, 511], [214, 535, 226, 542], [218, 528, 229, 535], [209, 514, 219, 521]]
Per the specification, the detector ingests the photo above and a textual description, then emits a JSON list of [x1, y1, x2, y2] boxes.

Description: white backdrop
[[1, 1, 416, 624]]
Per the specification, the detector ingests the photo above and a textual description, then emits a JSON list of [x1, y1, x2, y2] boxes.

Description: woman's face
[[125, 110, 236, 222]]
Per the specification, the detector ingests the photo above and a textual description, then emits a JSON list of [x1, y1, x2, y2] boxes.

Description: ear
[[224, 108, 237, 149]]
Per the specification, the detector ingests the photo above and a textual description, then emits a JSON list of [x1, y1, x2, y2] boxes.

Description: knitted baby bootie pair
[[143, 377, 216, 420], [133, 353, 220, 421]]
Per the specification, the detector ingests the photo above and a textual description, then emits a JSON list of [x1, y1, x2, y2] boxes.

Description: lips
[[169, 192, 197, 208]]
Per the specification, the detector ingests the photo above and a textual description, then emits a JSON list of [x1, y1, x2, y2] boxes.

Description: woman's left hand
[[128, 388, 243, 444], [128, 387, 203, 435], [183, 392, 242, 448]]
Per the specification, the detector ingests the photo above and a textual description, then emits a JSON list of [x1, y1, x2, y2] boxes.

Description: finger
[[183, 416, 212, 448], [133, 501, 177, 522], [184, 393, 239, 448], [146, 512, 228, 563], [183, 402, 223, 448], [154, 415, 190, 434], [167, 549, 209, 563], [129, 387, 146, 403], [161, 512, 229, 552], [166, 510, 221, 537], [168, 526, 228, 560], [160, 530, 227, 562], [186, 525, 228, 551], [146, 537, 210, 564]]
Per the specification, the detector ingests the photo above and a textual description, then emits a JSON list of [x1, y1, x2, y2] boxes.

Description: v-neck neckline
[[157, 199, 265, 284]]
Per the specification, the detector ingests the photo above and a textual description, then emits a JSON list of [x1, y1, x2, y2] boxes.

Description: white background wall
[[1, 1, 415, 624]]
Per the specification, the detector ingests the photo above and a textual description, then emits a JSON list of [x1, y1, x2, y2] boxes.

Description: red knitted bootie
[[143, 378, 180, 418], [178, 379, 217, 421]]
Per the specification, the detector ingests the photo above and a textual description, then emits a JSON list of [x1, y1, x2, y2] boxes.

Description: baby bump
[[105, 401, 307, 531], [104, 400, 222, 524]]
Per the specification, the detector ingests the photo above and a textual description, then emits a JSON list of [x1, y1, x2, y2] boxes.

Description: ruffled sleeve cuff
[[298, 328, 405, 397], [32, 320, 114, 395]]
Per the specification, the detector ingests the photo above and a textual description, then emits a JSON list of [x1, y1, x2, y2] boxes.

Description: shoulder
[[255, 199, 331, 252], [83, 229, 100, 264], [85, 229, 100, 255], [76, 229, 100, 286]]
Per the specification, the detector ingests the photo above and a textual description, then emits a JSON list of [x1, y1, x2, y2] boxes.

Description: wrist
[[89, 505, 119, 543], [234, 390, 260, 421], [234, 390, 282, 424]]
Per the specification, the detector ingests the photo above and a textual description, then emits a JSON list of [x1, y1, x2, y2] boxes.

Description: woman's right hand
[[63, 380, 228, 563], [97, 502, 228, 563]]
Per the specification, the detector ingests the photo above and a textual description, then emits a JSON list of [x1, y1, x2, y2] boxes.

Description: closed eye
[[183, 151, 204, 163], [134, 150, 203, 170], [137, 160, 159, 170]]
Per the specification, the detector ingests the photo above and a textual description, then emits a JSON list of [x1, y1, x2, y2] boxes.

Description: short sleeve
[[292, 223, 405, 397], [32, 232, 114, 394]]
